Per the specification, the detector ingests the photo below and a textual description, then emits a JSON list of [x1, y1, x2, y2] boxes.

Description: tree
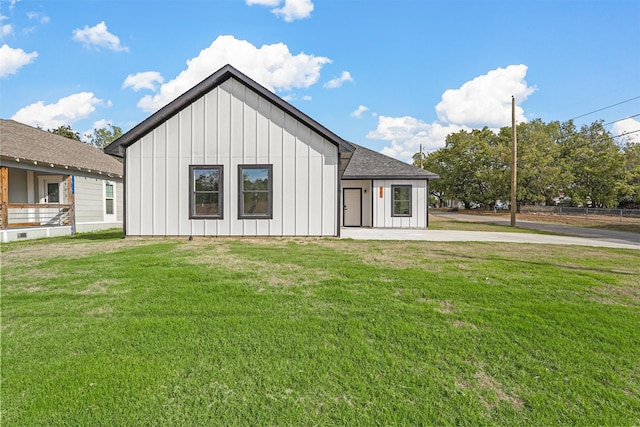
[[560, 120, 626, 208], [49, 125, 81, 141], [86, 124, 123, 148], [620, 141, 640, 207], [512, 119, 572, 206], [418, 128, 506, 209]]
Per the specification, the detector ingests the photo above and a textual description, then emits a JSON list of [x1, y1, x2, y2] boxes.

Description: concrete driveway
[[341, 213, 640, 250]]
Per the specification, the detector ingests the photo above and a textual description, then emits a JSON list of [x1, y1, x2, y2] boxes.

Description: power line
[[568, 96, 640, 121], [603, 113, 640, 127]]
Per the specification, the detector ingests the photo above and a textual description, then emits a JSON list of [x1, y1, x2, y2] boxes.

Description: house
[[104, 64, 438, 237], [0, 119, 124, 242]]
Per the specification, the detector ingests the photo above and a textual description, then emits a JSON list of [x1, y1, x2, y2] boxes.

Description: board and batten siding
[[125, 77, 339, 237], [372, 179, 428, 228]]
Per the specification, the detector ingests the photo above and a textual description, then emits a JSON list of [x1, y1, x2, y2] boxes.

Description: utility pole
[[419, 144, 423, 168], [510, 96, 517, 227]]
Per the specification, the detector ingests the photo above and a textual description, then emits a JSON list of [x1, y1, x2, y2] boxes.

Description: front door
[[343, 188, 362, 227]]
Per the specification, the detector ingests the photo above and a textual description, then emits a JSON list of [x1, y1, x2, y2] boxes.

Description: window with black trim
[[190, 165, 223, 219], [238, 165, 272, 219], [392, 185, 412, 217]]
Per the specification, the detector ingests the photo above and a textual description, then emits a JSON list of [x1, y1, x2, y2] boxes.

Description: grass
[[2, 231, 640, 425]]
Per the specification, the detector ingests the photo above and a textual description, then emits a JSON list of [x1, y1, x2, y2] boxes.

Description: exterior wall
[[340, 179, 372, 227], [8, 168, 28, 203], [372, 179, 428, 228], [74, 176, 123, 226], [125, 77, 339, 236]]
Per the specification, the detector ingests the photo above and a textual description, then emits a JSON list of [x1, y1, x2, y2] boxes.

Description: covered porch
[[0, 166, 75, 231]]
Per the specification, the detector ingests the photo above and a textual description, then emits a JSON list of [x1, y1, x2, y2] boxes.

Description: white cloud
[[324, 71, 353, 89], [247, 0, 313, 22], [27, 11, 49, 24], [1, 14, 12, 37], [302, 95, 312, 101], [0, 44, 37, 77], [368, 116, 466, 161], [1, 23, 12, 37], [81, 118, 111, 142], [612, 117, 640, 144], [435, 64, 535, 127], [11, 92, 102, 129], [123, 71, 164, 91], [136, 35, 331, 113], [72, 21, 128, 52], [351, 105, 369, 118], [369, 64, 535, 162]]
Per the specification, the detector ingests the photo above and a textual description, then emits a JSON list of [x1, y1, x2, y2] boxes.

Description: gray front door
[[343, 188, 362, 227]]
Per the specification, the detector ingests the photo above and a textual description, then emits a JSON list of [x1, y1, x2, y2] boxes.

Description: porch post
[[67, 175, 76, 235], [1, 167, 8, 229]]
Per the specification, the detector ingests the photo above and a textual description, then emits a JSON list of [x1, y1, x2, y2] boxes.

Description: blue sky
[[1, 0, 639, 162]]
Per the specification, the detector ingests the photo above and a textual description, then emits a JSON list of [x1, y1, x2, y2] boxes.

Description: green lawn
[[2, 231, 639, 425]]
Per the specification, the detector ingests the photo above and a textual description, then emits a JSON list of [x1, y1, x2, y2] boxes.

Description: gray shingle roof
[[342, 142, 439, 180], [1, 119, 123, 177]]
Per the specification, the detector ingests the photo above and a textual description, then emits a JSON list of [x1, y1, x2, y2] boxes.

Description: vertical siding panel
[[218, 84, 232, 236], [166, 115, 180, 235], [269, 106, 284, 236], [282, 113, 296, 235], [308, 133, 323, 235], [191, 98, 206, 236], [204, 90, 218, 236], [126, 142, 141, 234], [179, 108, 192, 236], [295, 123, 310, 235], [256, 97, 271, 236], [243, 88, 258, 236], [140, 134, 154, 235], [153, 125, 167, 235], [322, 142, 337, 235], [230, 80, 244, 236]]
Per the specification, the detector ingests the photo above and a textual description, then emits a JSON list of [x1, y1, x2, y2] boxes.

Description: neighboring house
[[104, 64, 438, 237], [0, 119, 124, 242]]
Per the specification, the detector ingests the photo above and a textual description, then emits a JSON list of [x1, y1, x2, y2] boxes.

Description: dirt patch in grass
[[590, 285, 640, 307], [457, 371, 524, 410], [1, 238, 157, 264]]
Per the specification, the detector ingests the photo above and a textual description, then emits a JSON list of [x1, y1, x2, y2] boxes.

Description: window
[[190, 165, 223, 219], [238, 165, 272, 219], [392, 185, 412, 217], [105, 183, 114, 215]]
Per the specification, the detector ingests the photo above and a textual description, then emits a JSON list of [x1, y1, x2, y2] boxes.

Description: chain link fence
[[520, 206, 640, 224]]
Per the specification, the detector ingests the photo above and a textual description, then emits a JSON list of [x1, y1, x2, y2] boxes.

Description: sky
[[1, 0, 639, 162]]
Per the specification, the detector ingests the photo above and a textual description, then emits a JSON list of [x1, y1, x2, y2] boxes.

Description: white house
[[0, 119, 124, 242], [104, 65, 437, 237]]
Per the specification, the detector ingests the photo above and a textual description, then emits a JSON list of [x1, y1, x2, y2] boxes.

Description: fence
[[0, 203, 73, 229], [519, 206, 640, 224]]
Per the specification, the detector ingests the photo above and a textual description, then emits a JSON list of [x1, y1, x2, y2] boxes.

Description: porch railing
[[0, 203, 73, 229]]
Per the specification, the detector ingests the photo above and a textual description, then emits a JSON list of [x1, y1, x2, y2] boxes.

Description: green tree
[[620, 141, 640, 207], [418, 128, 506, 209], [512, 119, 572, 206], [86, 124, 123, 148], [560, 120, 626, 208], [49, 125, 81, 141]]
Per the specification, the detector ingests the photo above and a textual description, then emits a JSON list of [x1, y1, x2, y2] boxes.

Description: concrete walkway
[[341, 212, 640, 250]]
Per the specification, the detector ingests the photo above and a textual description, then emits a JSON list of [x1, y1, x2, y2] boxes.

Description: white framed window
[[391, 185, 412, 217], [238, 165, 272, 219], [104, 181, 117, 221], [189, 165, 223, 219]]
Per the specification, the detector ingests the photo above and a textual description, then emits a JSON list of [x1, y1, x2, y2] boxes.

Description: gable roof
[[104, 64, 355, 157], [342, 142, 439, 180], [0, 119, 123, 177]]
